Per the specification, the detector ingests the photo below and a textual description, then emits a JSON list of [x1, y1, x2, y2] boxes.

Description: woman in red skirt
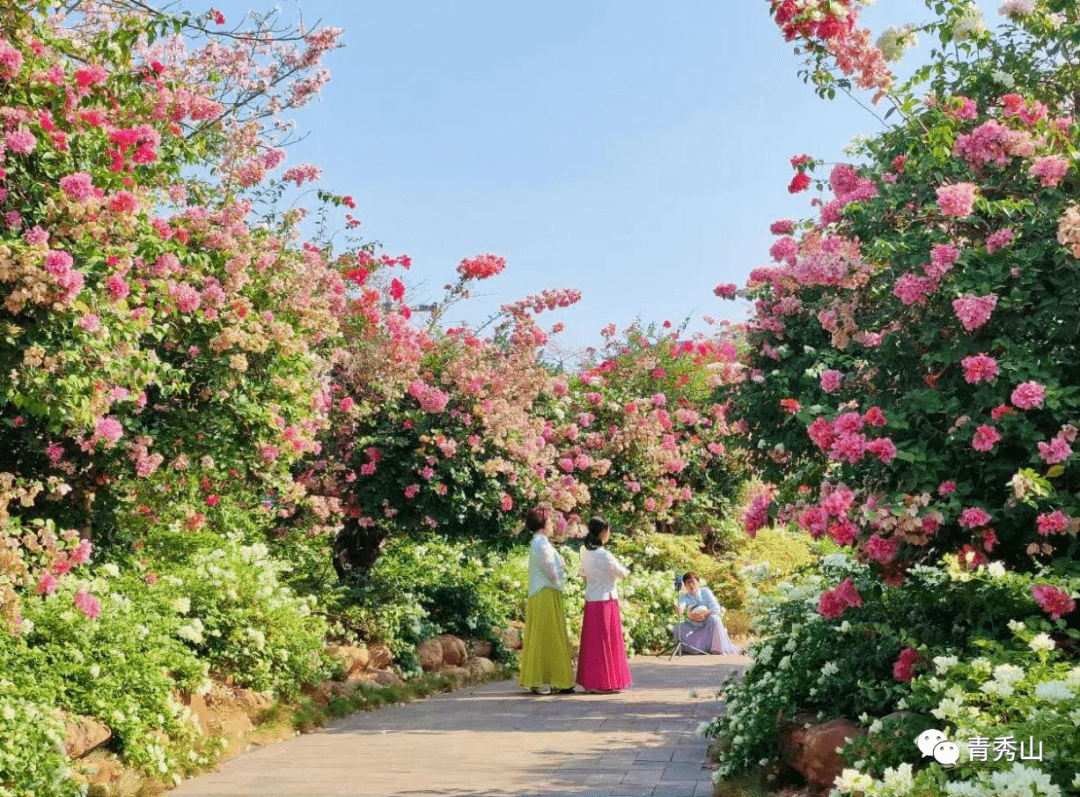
[[575, 516, 633, 693]]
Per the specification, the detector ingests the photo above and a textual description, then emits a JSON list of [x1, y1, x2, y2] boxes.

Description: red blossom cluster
[[457, 253, 506, 281], [892, 647, 920, 681], [770, 0, 892, 94], [1031, 585, 1076, 620], [817, 576, 862, 619]]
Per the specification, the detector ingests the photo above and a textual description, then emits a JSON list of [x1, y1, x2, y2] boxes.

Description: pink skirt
[[576, 599, 632, 691]]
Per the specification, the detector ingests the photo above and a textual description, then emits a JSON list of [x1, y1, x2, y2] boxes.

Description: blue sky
[[212, 0, 1004, 355]]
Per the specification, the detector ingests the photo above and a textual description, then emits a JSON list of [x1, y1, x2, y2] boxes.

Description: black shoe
[[554, 686, 576, 694]]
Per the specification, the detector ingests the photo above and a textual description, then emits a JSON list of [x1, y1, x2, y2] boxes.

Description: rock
[[437, 665, 471, 686], [214, 712, 254, 737], [231, 688, 272, 713], [782, 718, 867, 789], [301, 681, 333, 707], [182, 692, 214, 736], [464, 656, 495, 675], [64, 716, 112, 759], [328, 681, 360, 699], [465, 638, 493, 659], [434, 634, 468, 667], [497, 626, 523, 651], [326, 644, 369, 674], [345, 665, 378, 684], [416, 638, 444, 672], [367, 643, 393, 670], [372, 670, 404, 687], [77, 755, 123, 786]]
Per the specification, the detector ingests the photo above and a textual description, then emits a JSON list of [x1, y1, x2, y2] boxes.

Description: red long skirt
[[576, 599, 632, 691]]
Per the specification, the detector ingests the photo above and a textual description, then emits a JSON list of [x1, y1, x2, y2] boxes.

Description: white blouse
[[528, 533, 565, 596], [578, 545, 630, 602]]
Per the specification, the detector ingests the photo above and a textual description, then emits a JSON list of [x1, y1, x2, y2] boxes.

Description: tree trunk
[[332, 519, 389, 578]]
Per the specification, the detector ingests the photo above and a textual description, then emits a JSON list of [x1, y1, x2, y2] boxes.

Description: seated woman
[[673, 571, 740, 655]]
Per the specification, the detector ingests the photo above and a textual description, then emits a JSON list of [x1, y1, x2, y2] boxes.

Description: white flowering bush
[[704, 554, 1079, 796], [167, 537, 331, 698], [835, 585, 1080, 796], [0, 691, 81, 797], [1, 566, 208, 787]]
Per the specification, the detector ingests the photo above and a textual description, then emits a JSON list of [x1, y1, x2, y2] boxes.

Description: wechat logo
[[916, 729, 960, 765]]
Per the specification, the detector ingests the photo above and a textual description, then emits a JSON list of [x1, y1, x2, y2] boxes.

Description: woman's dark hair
[[682, 571, 699, 585], [583, 516, 610, 550], [525, 506, 551, 532]]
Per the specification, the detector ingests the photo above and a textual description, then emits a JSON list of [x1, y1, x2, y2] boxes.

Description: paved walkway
[[171, 653, 749, 797]]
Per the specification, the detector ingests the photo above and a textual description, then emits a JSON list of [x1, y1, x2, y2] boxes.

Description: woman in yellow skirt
[[518, 506, 576, 694]]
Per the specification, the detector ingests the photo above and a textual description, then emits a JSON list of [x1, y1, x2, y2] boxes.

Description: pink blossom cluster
[[972, 424, 1001, 452], [1011, 381, 1045, 409], [770, 236, 799, 265], [953, 120, 1033, 169], [986, 228, 1015, 253], [959, 506, 991, 528], [1037, 434, 1072, 465], [1029, 155, 1069, 187], [281, 163, 322, 187], [952, 293, 997, 331], [864, 532, 899, 565], [775, 232, 871, 290], [961, 354, 998, 384], [74, 589, 101, 620], [501, 288, 583, 318], [893, 272, 935, 306], [820, 369, 843, 393], [59, 172, 97, 202], [43, 249, 84, 305], [1031, 584, 1075, 620], [1036, 510, 1070, 536], [1001, 93, 1049, 126], [742, 493, 772, 537], [6, 127, 36, 154], [936, 182, 978, 217], [892, 647, 920, 682], [407, 380, 451, 413], [926, 244, 961, 280], [817, 577, 863, 619], [0, 41, 23, 80], [946, 96, 978, 121], [830, 164, 877, 203], [807, 409, 896, 466]]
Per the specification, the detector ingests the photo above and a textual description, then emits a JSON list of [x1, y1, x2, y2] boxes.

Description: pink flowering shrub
[[0, 3, 347, 627], [1031, 584, 1076, 620], [724, 2, 1080, 585]]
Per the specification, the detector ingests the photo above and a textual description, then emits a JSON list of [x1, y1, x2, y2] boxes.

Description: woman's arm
[[702, 588, 722, 615], [605, 550, 629, 580]]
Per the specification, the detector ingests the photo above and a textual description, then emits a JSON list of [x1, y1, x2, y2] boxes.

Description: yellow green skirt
[[518, 587, 574, 690]]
